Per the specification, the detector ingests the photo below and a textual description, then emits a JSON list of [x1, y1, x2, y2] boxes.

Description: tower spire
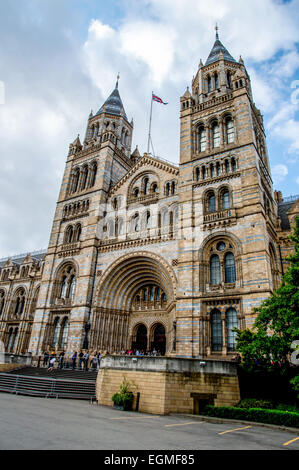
[[116, 73, 120, 89]]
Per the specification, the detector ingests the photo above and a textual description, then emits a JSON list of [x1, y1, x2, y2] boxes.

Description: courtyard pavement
[[0, 393, 298, 450]]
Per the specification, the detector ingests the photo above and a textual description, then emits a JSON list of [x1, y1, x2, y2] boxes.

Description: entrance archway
[[132, 324, 147, 352], [151, 323, 166, 356]]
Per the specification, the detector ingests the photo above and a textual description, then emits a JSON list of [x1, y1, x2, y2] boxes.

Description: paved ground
[[0, 393, 298, 450]]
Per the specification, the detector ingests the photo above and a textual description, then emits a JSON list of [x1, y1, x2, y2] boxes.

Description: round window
[[217, 242, 226, 252]]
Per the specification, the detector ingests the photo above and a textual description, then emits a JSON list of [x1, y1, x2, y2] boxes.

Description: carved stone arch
[[218, 183, 233, 209], [51, 259, 78, 304], [127, 170, 161, 200], [95, 251, 177, 312], [198, 231, 242, 291], [202, 187, 217, 214]]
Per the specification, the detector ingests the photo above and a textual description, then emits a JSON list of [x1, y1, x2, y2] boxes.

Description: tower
[[28, 79, 136, 355], [176, 29, 278, 358]]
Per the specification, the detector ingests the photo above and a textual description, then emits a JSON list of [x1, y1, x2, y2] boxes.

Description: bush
[[112, 378, 134, 410], [276, 403, 299, 413], [201, 405, 299, 428], [237, 398, 275, 409]]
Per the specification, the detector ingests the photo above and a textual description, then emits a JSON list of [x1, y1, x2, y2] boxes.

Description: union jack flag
[[152, 94, 168, 105]]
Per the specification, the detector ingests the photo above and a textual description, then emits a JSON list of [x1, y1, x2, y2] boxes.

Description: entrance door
[[152, 324, 166, 356], [133, 324, 147, 353]]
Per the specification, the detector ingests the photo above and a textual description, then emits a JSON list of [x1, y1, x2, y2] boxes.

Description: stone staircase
[[0, 367, 97, 400]]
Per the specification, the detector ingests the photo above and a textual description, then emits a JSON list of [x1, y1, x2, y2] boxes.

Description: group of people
[[121, 348, 160, 356], [42, 350, 102, 372], [41, 347, 164, 372]]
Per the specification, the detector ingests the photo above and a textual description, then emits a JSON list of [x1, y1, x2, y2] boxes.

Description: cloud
[[0, 0, 299, 257], [272, 164, 289, 184]]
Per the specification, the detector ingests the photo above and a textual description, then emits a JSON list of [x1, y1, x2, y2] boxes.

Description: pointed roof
[[205, 29, 236, 66], [95, 77, 128, 120]]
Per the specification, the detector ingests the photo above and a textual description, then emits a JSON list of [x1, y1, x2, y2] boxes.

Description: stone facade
[[0, 33, 298, 360]]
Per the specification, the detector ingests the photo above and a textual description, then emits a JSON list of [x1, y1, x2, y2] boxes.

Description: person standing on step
[[71, 351, 77, 370], [83, 350, 89, 371], [43, 351, 49, 368], [97, 351, 102, 370], [91, 352, 98, 371], [58, 351, 65, 369], [78, 350, 84, 370]]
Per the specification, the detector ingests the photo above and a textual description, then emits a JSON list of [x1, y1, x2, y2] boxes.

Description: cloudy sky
[[0, 0, 299, 258]]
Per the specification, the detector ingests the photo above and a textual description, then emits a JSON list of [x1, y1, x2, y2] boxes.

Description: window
[[216, 162, 221, 176], [58, 265, 76, 300], [221, 190, 230, 209], [226, 117, 235, 143], [52, 317, 60, 348], [208, 76, 212, 93], [14, 289, 26, 316], [60, 317, 69, 349], [212, 122, 220, 148], [225, 252, 236, 283], [227, 71, 232, 88], [231, 157, 236, 172], [146, 211, 151, 229], [134, 214, 140, 232], [226, 308, 238, 351], [202, 166, 206, 180], [90, 162, 97, 187], [81, 166, 88, 190], [72, 169, 80, 193], [144, 178, 149, 195], [211, 309, 223, 352], [210, 255, 221, 285], [215, 73, 219, 89], [208, 193, 216, 213], [210, 164, 215, 178], [199, 127, 206, 152], [0, 291, 5, 315]]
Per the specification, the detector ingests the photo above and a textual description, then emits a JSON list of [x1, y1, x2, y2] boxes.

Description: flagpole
[[147, 91, 153, 154]]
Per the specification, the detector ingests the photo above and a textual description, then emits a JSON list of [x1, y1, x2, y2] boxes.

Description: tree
[[235, 216, 299, 392]]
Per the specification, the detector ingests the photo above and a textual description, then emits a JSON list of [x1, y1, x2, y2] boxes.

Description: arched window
[[210, 164, 215, 178], [68, 275, 76, 299], [65, 225, 73, 244], [216, 162, 221, 176], [166, 182, 170, 196], [221, 190, 230, 209], [146, 211, 151, 229], [72, 169, 80, 193], [211, 309, 223, 352], [199, 127, 206, 152], [226, 308, 238, 351], [0, 291, 5, 315], [231, 157, 236, 172], [196, 167, 200, 181], [90, 162, 97, 187], [81, 166, 88, 190], [52, 317, 60, 348], [210, 255, 221, 285], [118, 218, 124, 235], [215, 73, 219, 89], [74, 224, 81, 242], [171, 181, 176, 195], [225, 252, 236, 283], [208, 193, 216, 213], [226, 117, 235, 143], [60, 317, 69, 349], [208, 76, 212, 93], [212, 122, 220, 148], [227, 71, 232, 88], [144, 178, 149, 195], [14, 289, 26, 316], [202, 166, 206, 180], [225, 160, 229, 173], [134, 214, 140, 232], [60, 276, 68, 298]]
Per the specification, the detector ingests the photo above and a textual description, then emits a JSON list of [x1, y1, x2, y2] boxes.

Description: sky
[[0, 0, 299, 258]]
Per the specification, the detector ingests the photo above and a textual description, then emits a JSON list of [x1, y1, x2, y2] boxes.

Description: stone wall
[[96, 356, 240, 415]]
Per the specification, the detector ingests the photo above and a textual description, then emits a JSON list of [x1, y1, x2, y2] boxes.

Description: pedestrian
[[71, 351, 77, 370], [58, 351, 65, 369], [91, 352, 98, 371], [47, 355, 56, 372], [78, 350, 84, 370], [97, 352, 102, 369], [42, 351, 49, 367], [152, 348, 157, 356], [83, 350, 89, 371]]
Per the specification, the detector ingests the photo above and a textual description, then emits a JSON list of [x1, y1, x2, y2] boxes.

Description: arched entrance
[[151, 323, 166, 356], [132, 324, 147, 352]]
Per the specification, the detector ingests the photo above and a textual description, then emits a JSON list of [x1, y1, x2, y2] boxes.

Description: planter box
[[113, 402, 132, 411]]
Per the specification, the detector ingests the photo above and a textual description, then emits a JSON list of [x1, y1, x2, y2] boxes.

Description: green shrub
[[202, 405, 299, 428], [276, 403, 299, 413], [237, 398, 275, 409], [112, 378, 134, 410]]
